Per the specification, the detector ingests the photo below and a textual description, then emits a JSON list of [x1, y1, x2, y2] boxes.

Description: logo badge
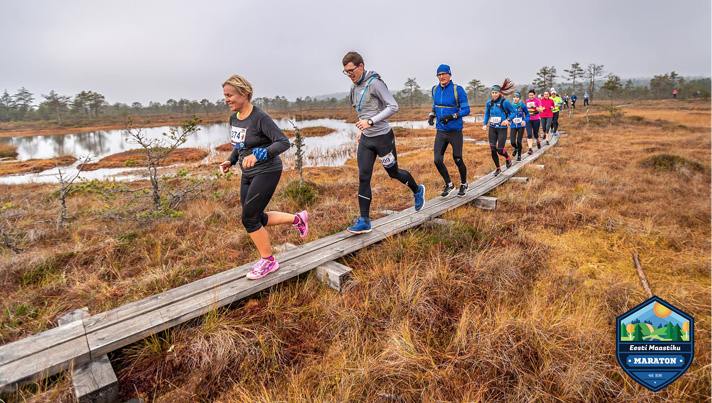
[[617, 296, 694, 391]]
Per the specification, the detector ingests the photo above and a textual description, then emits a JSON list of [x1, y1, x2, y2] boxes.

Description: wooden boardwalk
[[0, 134, 561, 393]]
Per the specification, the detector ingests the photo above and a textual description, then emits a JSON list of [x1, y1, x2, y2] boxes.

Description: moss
[[638, 154, 705, 173]]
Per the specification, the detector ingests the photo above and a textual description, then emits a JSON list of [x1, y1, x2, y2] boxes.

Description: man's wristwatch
[[367, 118, 374, 126]]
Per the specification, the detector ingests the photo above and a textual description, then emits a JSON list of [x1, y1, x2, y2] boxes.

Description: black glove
[[428, 112, 436, 126], [439, 112, 459, 124]]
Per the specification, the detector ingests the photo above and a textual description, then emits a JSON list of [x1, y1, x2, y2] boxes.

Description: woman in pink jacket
[[539, 91, 555, 145], [525, 90, 544, 155]]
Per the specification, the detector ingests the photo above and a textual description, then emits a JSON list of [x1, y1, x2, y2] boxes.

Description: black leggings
[[526, 119, 540, 139], [583, 99, 589, 106], [240, 171, 281, 233], [488, 126, 509, 168], [510, 127, 525, 154], [434, 129, 467, 184], [358, 130, 418, 219], [540, 117, 552, 136], [552, 111, 560, 133]]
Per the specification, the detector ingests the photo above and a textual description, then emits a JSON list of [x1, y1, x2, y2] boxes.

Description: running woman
[[508, 92, 529, 162], [482, 79, 516, 177], [583, 92, 589, 106], [342, 51, 425, 234], [571, 93, 578, 109], [539, 91, 555, 145], [219, 75, 309, 280], [525, 90, 544, 155], [550, 89, 563, 136], [428, 64, 471, 197]]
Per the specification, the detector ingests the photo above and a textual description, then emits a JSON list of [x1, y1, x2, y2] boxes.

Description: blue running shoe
[[413, 184, 425, 211], [347, 217, 372, 234]]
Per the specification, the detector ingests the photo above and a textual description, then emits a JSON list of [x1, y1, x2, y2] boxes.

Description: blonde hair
[[222, 74, 253, 101]]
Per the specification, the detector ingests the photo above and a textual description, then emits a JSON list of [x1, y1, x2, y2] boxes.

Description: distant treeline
[[1, 65, 709, 124]]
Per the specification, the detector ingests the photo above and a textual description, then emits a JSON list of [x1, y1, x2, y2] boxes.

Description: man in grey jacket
[[342, 51, 425, 234]]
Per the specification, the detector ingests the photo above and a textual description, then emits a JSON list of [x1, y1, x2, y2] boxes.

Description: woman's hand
[[482, 125, 487, 131], [242, 154, 258, 169], [355, 119, 372, 131], [219, 161, 232, 174]]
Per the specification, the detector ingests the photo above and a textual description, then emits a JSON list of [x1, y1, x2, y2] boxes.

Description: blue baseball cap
[[437, 64, 451, 75]]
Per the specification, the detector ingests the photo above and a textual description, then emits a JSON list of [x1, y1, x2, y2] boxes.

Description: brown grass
[[0, 155, 77, 176], [283, 126, 337, 138], [0, 112, 230, 138], [0, 99, 709, 402], [81, 148, 209, 171]]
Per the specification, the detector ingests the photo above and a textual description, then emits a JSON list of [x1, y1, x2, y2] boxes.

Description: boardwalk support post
[[58, 309, 118, 403]]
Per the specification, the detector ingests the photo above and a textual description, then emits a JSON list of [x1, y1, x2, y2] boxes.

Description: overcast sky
[[1, 0, 710, 105]]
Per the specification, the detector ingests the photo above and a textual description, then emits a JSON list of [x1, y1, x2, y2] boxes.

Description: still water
[[0, 115, 483, 184]]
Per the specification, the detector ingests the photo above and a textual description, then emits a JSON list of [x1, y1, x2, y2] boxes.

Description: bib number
[[230, 126, 246, 149], [513, 118, 522, 124], [490, 117, 502, 124], [379, 151, 396, 169]]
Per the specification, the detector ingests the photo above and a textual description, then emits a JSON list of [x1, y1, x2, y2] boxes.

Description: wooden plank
[[57, 308, 90, 326], [58, 309, 119, 403], [72, 355, 118, 403], [4, 132, 561, 388], [315, 261, 352, 292], [472, 196, 497, 211], [0, 320, 89, 392]]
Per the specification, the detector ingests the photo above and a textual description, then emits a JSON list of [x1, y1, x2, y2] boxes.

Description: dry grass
[[283, 126, 337, 138], [0, 155, 76, 176], [81, 148, 209, 171], [0, 100, 709, 402], [0, 112, 230, 138]]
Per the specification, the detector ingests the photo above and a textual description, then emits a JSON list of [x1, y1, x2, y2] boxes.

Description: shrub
[[281, 180, 319, 208], [0, 142, 18, 159], [638, 154, 705, 173]]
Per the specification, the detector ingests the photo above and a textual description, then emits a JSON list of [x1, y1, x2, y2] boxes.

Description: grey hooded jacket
[[349, 70, 399, 137]]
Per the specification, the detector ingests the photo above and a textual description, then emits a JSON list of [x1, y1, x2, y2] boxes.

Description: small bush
[[0, 142, 18, 159], [638, 154, 706, 173], [281, 180, 319, 208]]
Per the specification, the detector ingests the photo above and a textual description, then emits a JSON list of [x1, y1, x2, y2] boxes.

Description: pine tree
[[671, 324, 683, 341], [632, 323, 645, 341], [664, 322, 675, 340]]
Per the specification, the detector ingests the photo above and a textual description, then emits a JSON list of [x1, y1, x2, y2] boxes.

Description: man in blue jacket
[[428, 64, 471, 197]]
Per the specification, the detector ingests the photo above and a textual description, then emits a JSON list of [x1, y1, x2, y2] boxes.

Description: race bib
[[513, 118, 522, 124], [526, 102, 535, 108], [490, 117, 502, 124], [230, 126, 247, 149], [379, 151, 396, 168]]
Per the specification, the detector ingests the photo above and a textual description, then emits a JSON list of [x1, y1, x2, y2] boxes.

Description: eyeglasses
[[342, 66, 360, 75]]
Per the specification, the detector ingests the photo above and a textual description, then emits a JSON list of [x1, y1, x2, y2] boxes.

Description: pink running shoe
[[246, 257, 280, 280], [294, 211, 308, 238]]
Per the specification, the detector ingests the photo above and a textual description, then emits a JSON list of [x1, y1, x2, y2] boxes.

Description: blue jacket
[[509, 102, 530, 128], [484, 97, 516, 128], [431, 82, 470, 131]]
